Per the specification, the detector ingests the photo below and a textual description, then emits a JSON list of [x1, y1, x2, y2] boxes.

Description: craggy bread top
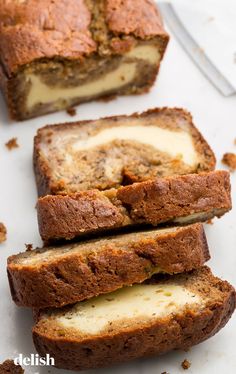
[[0, 0, 168, 77]]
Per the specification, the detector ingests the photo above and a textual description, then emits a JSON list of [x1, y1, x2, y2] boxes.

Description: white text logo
[[14, 354, 55, 367]]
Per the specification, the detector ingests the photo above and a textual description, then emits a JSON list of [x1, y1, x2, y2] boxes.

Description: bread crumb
[[25, 243, 33, 251], [207, 16, 215, 22], [66, 107, 77, 116], [0, 359, 24, 373], [0, 223, 7, 243], [181, 359, 191, 370], [206, 219, 213, 225], [5, 137, 19, 150], [222, 152, 236, 171]]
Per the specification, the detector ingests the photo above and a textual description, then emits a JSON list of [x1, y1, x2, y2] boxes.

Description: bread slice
[[34, 108, 216, 196], [37, 170, 231, 242], [7, 223, 209, 309], [32, 267, 236, 371]]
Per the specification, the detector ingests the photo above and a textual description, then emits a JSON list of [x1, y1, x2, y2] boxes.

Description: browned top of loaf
[[0, 0, 167, 76]]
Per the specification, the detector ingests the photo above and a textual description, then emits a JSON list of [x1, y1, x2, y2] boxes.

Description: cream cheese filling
[[173, 209, 224, 224], [72, 125, 198, 166], [173, 212, 210, 224], [26, 62, 137, 108], [126, 44, 161, 64], [57, 284, 202, 335], [26, 45, 160, 109]]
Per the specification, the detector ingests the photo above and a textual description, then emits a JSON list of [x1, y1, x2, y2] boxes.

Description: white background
[[0, 1, 235, 373]]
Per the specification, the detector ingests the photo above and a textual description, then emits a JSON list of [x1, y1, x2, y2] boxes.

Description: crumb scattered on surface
[[0, 359, 24, 373], [207, 16, 215, 22], [66, 107, 77, 116], [222, 152, 236, 171], [234, 138, 236, 145], [5, 137, 19, 150], [181, 359, 191, 370], [25, 243, 33, 251], [0, 223, 7, 243], [206, 219, 213, 225]]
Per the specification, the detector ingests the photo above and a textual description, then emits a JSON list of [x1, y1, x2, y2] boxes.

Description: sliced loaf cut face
[[33, 267, 236, 371], [7, 223, 209, 309], [34, 108, 216, 196], [37, 170, 231, 242]]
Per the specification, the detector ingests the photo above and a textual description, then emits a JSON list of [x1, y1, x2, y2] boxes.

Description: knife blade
[[158, 2, 235, 96]]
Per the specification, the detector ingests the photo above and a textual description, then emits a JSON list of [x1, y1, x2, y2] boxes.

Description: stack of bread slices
[[7, 108, 236, 371]]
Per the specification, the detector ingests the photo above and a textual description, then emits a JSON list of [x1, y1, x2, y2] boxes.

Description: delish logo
[[14, 353, 55, 367]]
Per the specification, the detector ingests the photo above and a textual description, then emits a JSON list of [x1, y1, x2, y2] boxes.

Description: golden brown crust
[[117, 170, 231, 225], [7, 223, 210, 308], [0, 0, 168, 77], [37, 190, 126, 241], [36, 171, 231, 243], [32, 267, 236, 371], [0, 0, 96, 76], [0, 62, 17, 118], [33, 107, 216, 197], [106, 0, 166, 38]]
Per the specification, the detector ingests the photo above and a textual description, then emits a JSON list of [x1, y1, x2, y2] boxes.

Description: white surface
[[171, 0, 236, 88], [0, 4, 236, 374]]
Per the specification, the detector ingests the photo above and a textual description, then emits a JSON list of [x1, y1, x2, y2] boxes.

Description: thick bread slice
[[34, 108, 216, 196], [7, 224, 209, 309], [33, 267, 236, 371], [37, 170, 231, 242]]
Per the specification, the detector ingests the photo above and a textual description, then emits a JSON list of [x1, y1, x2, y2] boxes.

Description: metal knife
[[158, 2, 236, 96]]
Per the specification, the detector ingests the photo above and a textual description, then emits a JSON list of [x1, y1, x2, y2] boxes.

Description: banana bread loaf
[[32, 266, 236, 371], [0, 0, 169, 120]]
